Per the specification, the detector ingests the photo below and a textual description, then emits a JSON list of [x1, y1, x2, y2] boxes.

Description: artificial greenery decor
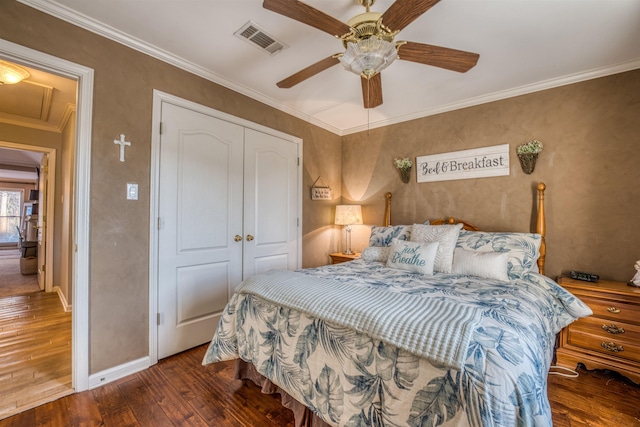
[[516, 140, 543, 174], [394, 157, 413, 183], [516, 139, 543, 155]]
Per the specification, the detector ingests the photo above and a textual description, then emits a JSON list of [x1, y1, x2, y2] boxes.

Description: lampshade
[[335, 205, 363, 225], [338, 37, 398, 79], [0, 60, 30, 85]]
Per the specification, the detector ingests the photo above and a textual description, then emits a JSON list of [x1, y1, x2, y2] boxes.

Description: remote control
[[570, 270, 599, 282]]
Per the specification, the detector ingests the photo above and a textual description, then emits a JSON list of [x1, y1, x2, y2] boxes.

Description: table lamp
[[334, 205, 363, 255]]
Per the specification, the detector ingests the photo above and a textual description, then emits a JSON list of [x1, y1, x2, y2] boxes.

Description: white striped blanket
[[237, 269, 482, 370]]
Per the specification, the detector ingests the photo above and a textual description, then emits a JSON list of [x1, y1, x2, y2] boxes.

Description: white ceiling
[[18, 0, 640, 135], [0, 147, 42, 182], [0, 62, 76, 132], [0, 61, 75, 182]]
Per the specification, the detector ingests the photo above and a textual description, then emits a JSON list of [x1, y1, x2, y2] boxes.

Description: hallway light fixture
[[0, 60, 30, 85], [335, 204, 363, 255]]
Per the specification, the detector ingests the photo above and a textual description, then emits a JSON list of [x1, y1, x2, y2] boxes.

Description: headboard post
[[384, 192, 392, 227], [536, 183, 546, 275]]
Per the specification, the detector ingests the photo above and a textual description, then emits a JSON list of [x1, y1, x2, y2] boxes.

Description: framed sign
[[310, 176, 332, 200], [416, 144, 510, 183]]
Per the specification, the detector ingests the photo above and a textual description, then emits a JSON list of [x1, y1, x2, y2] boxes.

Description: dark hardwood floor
[[1, 344, 639, 426]]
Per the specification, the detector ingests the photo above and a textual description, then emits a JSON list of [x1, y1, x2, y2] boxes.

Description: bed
[[202, 182, 591, 427]]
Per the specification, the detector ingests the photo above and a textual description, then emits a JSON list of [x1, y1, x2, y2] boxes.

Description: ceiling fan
[[263, 0, 480, 108]]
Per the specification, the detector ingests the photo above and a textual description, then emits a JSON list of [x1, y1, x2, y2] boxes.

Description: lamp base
[[342, 249, 355, 255]]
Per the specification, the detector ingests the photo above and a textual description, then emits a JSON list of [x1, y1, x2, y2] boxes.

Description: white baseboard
[[88, 356, 150, 389], [52, 286, 72, 312]]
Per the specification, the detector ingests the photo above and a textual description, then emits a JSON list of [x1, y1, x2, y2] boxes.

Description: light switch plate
[[127, 183, 138, 200]]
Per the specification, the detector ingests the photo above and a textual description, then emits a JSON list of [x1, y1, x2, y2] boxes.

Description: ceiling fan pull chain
[[367, 78, 371, 135]]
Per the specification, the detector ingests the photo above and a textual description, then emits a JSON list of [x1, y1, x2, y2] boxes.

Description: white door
[[243, 129, 299, 279], [157, 102, 244, 359]]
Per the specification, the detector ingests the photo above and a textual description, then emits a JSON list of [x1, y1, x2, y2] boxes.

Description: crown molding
[[58, 103, 76, 132]]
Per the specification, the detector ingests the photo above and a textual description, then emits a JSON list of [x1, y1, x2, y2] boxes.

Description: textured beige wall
[[342, 70, 640, 282], [54, 112, 75, 303], [1, 1, 341, 373]]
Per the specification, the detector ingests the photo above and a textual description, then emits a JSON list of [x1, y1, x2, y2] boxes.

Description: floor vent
[[234, 21, 288, 55]]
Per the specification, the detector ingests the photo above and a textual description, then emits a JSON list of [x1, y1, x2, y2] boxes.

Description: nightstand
[[556, 276, 640, 384], [329, 252, 360, 264]]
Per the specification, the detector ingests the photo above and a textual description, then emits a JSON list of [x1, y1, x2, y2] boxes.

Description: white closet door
[[242, 128, 299, 279], [157, 102, 244, 359]]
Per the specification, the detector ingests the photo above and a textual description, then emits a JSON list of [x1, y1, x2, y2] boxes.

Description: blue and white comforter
[[203, 260, 591, 427]]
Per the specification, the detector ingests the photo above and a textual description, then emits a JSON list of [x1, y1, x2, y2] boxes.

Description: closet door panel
[[243, 128, 299, 278], [158, 102, 244, 358]]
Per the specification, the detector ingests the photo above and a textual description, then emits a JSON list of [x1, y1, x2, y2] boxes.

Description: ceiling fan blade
[[277, 55, 341, 88], [361, 73, 383, 109], [398, 41, 479, 72], [263, 0, 351, 37], [381, 0, 441, 32]]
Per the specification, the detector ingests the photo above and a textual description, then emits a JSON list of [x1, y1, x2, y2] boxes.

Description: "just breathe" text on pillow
[[386, 239, 439, 275]]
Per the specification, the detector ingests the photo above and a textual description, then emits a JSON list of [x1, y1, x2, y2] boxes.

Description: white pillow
[[361, 246, 392, 263], [386, 239, 439, 275], [452, 248, 509, 281], [411, 223, 464, 274], [456, 231, 542, 279]]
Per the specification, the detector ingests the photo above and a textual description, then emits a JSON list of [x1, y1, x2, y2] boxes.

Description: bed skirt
[[234, 359, 332, 427]]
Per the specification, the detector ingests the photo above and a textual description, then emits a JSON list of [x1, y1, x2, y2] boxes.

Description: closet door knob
[[234, 235, 242, 242], [246, 235, 254, 241]]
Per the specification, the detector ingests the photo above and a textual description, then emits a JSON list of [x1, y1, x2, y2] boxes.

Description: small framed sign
[[416, 144, 510, 183], [311, 176, 332, 200]]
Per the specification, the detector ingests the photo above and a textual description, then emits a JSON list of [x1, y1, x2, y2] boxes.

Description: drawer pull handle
[[602, 324, 625, 334], [607, 307, 621, 314], [601, 342, 624, 353]]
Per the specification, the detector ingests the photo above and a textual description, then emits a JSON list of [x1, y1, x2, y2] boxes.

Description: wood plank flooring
[[2, 343, 639, 426], [0, 291, 72, 420]]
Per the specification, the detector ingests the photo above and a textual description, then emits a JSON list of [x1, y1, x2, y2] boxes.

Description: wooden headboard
[[383, 183, 547, 275]]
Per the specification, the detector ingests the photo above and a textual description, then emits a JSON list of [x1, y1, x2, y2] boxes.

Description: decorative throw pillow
[[368, 225, 412, 247], [455, 230, 542, 279], [411, 223, 464, 273], [452, 248, 509, 281], [361, 246, 392, 263], [386, 239, 439, 275]]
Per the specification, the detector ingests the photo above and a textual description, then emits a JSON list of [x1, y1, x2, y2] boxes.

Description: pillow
[[368, 225, 412, 247], [455, 230, 542, 279], [386, 239, 439, 275], [361, 246, 392, 263], [410, 223, 464, 273], [452, 248, 509, 281]]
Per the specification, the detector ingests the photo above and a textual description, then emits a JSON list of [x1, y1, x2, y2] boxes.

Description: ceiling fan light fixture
[[339, 37, 398, 79], [0, 60, 30, 85]]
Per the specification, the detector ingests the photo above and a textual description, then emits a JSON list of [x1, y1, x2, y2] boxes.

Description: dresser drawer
[[566, 325, 640, 364], [579, 296, 640, 325], [569, 316, 640, 342]]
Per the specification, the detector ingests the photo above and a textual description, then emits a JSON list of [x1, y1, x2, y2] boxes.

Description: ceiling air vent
[[234, 21, 288, 55]]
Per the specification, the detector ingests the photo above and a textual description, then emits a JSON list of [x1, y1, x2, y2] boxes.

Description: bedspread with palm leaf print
[[203, 260, 591, 427]]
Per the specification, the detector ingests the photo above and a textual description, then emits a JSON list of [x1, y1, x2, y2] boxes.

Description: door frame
[[0, 142, 56, 292], [0, 38, 94, 392], [149, 90, 302, 364]]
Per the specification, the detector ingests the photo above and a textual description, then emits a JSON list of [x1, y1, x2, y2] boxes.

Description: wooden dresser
[[556, 276, 640, 383], [329, 252, 360, 264]]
